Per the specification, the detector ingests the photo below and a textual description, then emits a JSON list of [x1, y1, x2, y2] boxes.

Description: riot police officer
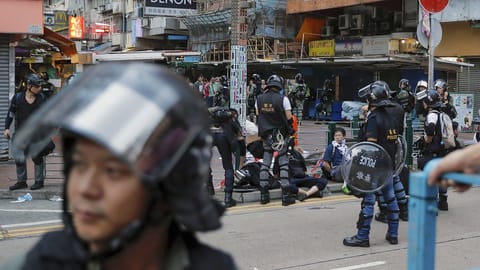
[[288, 73, 308, 123], [434, 79, 457, 119], [207, 106, 240, 208], [391, 78, 415, 115], [418, 89, 451, 211], [344, 81, 400, 247], [256, 75, 295, 206]]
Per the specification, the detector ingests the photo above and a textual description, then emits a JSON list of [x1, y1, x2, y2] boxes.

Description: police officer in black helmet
[[4, 63, 237, 269], [344, 81, 400, 247], [418, 89, 450, 211], [256, 74, 296, 206]]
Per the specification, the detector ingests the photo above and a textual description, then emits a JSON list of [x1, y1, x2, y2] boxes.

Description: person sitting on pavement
[[320, 127, 349, 183], [2, 63, 237, 270]]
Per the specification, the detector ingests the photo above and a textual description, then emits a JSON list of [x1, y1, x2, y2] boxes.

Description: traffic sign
[[417, 18, 442, 49], [419, 0, 449, 13]]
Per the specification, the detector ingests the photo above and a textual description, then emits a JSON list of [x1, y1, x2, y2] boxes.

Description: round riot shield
[[340, 142, 393, 193], [394, 135, 407, 176]]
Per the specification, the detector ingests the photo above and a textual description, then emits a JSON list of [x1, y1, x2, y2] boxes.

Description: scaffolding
[[182, 0, 299, 62]]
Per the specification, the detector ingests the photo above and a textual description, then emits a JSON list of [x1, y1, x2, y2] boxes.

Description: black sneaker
[[343, 235, 370, 247], [400, 211, 408, 221], [9, 182, 28, 191], [386, 234, 398, 245]]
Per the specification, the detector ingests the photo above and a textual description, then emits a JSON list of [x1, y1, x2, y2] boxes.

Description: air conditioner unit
[[326, 16, 337, 26], [338, 14, 350, 30], [98, 5, 105, 12], [105, 3, 112, 11], [321, 26, 333, 37], [351, 15, 363, 30]]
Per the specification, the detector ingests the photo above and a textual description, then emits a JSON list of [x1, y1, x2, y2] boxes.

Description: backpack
[[436, 110, 455, 150]]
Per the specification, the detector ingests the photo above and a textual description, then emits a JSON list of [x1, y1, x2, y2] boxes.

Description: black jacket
[[21, 227, 236, 270]]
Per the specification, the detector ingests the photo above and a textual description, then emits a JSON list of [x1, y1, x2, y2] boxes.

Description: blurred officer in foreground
[[4, 63, 237, 269]]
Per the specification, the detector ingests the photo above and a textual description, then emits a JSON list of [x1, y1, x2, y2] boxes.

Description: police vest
[[383, 103, 405, 135], [368, 108, 399, 167], [256, 91, 286, 137]]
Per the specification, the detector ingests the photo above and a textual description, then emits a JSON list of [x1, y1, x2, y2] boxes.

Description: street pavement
[[0, 120, 475, 203]]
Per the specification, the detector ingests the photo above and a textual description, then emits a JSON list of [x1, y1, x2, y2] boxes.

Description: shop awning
[[266, 55, 474, 71], [42, 27, 77, 57]]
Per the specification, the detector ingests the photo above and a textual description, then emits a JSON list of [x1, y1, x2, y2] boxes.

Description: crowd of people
[[2, 63, 477, 267]]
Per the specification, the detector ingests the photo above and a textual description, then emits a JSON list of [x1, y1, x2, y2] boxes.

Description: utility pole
[[230, 0, 248, 129]]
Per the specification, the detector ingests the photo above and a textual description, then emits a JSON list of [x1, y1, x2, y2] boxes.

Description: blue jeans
[[357, 176, 399, 239]]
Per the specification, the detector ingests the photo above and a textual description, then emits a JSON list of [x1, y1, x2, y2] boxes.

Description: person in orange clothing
[[291, 114, 299, 147]]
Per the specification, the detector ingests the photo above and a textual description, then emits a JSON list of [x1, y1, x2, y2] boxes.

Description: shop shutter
[[0, 35, 10, 155], [458, 58, 480, 118]]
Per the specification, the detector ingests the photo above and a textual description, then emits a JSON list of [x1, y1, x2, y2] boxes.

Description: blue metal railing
[[408, 159, 480, 270]]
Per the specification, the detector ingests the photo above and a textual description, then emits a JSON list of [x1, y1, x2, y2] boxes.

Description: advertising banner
[[335, 38, 362, 56], [362, 35, 390, 55], [145, 0, 197, 16], [450, 93, 474, 131], [308, 40, 334, 57]]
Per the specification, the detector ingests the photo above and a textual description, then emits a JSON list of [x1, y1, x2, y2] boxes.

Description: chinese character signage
[[145, 0, 197, 16], [69, 16, 84, 39], [308, 40, 334, 57]]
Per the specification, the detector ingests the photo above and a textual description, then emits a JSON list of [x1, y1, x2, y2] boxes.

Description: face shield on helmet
[[358, 81, 392, 107], [424, 89, 444, 108], [340, 142, 393, 193], [398, 79, 410, 91], [13, 63, 223, 234], [434, 79, 447, 90]]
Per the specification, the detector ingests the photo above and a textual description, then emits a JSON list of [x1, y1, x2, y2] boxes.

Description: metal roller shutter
[[458, 58, 480, 118], [0, 35, 10, 160]]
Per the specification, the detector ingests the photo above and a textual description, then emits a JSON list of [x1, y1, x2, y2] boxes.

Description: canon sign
[[146, 0, 196, 9]]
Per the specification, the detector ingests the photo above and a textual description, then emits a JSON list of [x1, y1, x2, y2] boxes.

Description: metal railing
[[408, 159, 480, 270]]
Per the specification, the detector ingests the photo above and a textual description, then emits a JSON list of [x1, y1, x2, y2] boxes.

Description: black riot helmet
[[251, 73, 261, 83], [398, 78, 410, 91], [26, 73, 44, 87], [13, 63, 224, 260], [358, 80, 392, 107], [265, 74, 283, 90], [424, 89, 444, 109], [434, 79, 448, 90]]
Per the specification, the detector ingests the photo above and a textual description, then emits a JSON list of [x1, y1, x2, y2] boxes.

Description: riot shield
[[340, 142, 393, 193], [394, 135, 407, 176]]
